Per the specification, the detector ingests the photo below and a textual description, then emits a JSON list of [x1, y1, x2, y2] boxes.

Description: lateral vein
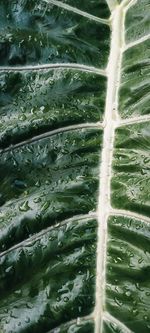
[[0, 212, 97, 258], [110, 208, 150, 224], [103, 312, 133, 333], [118, 115, 150, 127], [121, 0, 137, 9], [43, 0, 110, 25], [0, 63, 107, 76], [0, 122, 103, 154], [48, 314, 94, 333], [124, 34, 150, 51]]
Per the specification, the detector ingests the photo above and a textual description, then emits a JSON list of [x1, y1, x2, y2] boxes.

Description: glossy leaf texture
[[0, 0, 110, 67], [0, 1, 150, 333], [0, 70, 106, 148]]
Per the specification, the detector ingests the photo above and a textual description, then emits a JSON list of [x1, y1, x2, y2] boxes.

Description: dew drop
[[132, 308, 139, 316], [125, 291, 131, 297], [5, 266, 13, 274], [25, 317, 30, 323], [114, 297, 122, 307], [141, 169, 147, 175], [14, 289, 22, 295], [19, 201, 30, 212], [63, 296, 69, 302]]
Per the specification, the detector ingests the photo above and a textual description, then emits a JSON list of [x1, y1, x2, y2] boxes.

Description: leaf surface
[[0, 0, 150, 332]]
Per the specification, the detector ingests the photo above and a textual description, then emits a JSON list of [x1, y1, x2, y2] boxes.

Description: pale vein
[[0, 63, 106, 76], [0, 212, 97, 258], [110, 208, 150, 224], [94, 5, 124, 333], [43, 0, 109, 25], [124, 34, 150, 51], [119, 115, 150, 127], [0, 122, 103, 154], [103, 312, 133, 333]]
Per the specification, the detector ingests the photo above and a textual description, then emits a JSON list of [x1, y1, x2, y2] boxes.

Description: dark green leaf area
[[125, 0, 150, 42], [0, 128, 102, 251], [106, 216, 150, 333], [60, 0, 110, 18], [0, 0, 110, 67], [0, 218, 97, 332], [49, 318, 94, 332], [112, 123, 150, 216], [0, 70, 106, 148], [119, 39, 150, 118]]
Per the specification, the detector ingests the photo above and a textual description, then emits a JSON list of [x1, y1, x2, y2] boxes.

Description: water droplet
[[77, 317, 81, 325], [143, 157, 150, 164], [35, 180, 41, 187], [19, 201, 30, 212], [14, 289, 22, 295], [125, 291, 131, 297], [40, 106, 45, 112], [135, 283, 144, 291], [141, 169, 147, 175], [138, 257, 144, 264], [5, 266, 13, 274], [41, 201, 49, 211], [26, 302, 33, 309], [132, 308, 139, 316], [146, 292, 150, 296], [33, 197, 41, 203], [25, 317, 30, 323], [58, 241, 63, 248], [19, 114, 27, 121], [114, 298, 122, 307], [13, 179, 27, 189]]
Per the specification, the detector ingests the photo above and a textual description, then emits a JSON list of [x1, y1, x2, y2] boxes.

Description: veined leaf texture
[[0, 0, 150, 332]]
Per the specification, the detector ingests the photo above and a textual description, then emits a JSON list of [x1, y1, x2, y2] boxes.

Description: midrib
[[94, 4, 125, 332]]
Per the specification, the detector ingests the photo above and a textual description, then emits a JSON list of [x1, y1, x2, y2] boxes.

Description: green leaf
[[0, 70, 106, 148], [0, 0, 110, 67], [0, 1, 150, 332]]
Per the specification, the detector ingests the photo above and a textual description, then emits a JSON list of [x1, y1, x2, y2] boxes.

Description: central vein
[[94, 4, 125, 332]]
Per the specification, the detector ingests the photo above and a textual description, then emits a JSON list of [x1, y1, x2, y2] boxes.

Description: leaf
[[0, 0, 150, 333], [0, 70, 106, 148]]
